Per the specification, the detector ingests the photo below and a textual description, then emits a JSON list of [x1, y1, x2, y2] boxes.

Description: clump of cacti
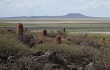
[[16, 23, 24, 40], [99, 38, 106, 45], [42, 30, 47, 37], [55, 34, 61, 44]]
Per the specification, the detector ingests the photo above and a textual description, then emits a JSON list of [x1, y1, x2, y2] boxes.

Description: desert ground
[[0, 18, 110, 70], [0, 18, 110, 33]]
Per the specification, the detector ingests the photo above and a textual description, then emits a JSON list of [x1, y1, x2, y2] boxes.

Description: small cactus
[[67, 37, 71, 41], [42, 30, 47, 37], [63, 27, 66, 32], [55, 34, 61, 44], [99, 38, 106, 45], [7, 29, 11, 32], [16, 23, 24, 40]]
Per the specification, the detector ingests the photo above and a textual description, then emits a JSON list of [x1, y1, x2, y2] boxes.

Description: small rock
[[0, 54, 9, 61], [48, 52, 65, 65], [85, 62, 95, 70], [44, 63, 64, 70], [67, 65, 77, 70], [8, 56, 15, 60], [33, 51, 45, 56]]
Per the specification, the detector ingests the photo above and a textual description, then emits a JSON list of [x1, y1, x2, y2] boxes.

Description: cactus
[[67, 37, 71, 41], [63, 27, 66, 32], [99, 38, 106, 45], [16, 23, 24, 40], [55, 34, 61, 44], [42, 30, 47, 37]]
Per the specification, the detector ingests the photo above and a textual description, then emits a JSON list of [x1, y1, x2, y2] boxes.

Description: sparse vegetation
[[0, 23, 110, 70], [1, 23, 110, 32]]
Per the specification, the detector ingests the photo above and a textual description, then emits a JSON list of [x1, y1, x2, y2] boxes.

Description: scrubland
[[0, 28, 110, 70]]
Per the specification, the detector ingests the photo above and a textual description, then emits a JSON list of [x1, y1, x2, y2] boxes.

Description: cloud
[[8, 3, 35, 9], [1, 0, 110, 11], [75, 0, 110, 11], [0, 0, 110, 17], [0, 0, 36, 9]]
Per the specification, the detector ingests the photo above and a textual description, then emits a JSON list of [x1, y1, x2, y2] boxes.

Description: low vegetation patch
[[0, 29, 110, 70]]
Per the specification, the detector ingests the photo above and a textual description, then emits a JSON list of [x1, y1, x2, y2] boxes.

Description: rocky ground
[[0, 51, 95, 70]]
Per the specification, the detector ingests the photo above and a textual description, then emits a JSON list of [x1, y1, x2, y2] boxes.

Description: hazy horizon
[[0, 0, 110, 17]]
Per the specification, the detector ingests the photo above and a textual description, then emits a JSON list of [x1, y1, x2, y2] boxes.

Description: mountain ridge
[[3, 13, 95, 18]]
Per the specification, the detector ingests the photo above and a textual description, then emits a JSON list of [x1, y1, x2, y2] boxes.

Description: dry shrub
[[32, 43, 98, 65], [15, 57, 43, 70], [0, 29, 110, 70], [0, 30, 32, 57], [23, 33, 36, 47], [48, 30, 68, 38], [48, 30, 58, 38], [70, 34, 100, 47], [0, 57, 44, 70], [94, 47, 110, 70]]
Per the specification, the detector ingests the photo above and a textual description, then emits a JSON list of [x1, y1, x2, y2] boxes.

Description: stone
[[85, 62, 95, 70], [0, 54, 9, 61], [33, 51, 45, 56]]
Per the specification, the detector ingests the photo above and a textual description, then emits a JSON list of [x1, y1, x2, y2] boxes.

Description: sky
[[0, 0, 110, 17]]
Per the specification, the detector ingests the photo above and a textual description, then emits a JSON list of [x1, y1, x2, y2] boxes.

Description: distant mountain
[[63, 13, 90, 18], [29, 13, 92, 18], [3, 13, 95, 18]]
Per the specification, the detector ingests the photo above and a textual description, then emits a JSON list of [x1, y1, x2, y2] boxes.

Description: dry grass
[[0, 29, 110, 70]]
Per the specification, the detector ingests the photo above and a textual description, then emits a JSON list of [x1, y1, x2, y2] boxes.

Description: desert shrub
[[0, 30, 32, 57], [48, 30, 68, 38], [32, 43, 98, 66], [14, 57, 43, 70], [0, 57, 44, 70], [48, 30, 58, 38], [32, 41, 110, 69], [57, 30, 68, 39], [70, 34, 100, 47], [23, 32, 36, 47], [0, 29, 110, 70], [94, 47, 110, 70]]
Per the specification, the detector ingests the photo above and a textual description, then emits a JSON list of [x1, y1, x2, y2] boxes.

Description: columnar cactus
[[63, 27, 66, 32], [42, 30, 47, 37], [16, 23, 24, 40], [55, 34, 61, 44]]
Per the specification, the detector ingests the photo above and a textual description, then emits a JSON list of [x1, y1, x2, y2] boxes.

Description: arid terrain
[[1, 18, 110, 32], [0, 18, 110, 70]]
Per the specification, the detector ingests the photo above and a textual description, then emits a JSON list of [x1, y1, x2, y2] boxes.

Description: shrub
[[94, 47, 110, 70], [0, 30, 32, 57], [70, 34, 100, 47]]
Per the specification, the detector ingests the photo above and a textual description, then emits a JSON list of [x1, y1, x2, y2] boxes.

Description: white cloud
[[73, 0, 110, 11], [93, 1, 110, 8], [0, 0, 36, 9], [1, 0, 110, 11], [8, 3, 35, 9], [0, 0, 110, 17]]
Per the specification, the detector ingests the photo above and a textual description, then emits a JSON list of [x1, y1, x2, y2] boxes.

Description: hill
[[3, 13, 93, 19]]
